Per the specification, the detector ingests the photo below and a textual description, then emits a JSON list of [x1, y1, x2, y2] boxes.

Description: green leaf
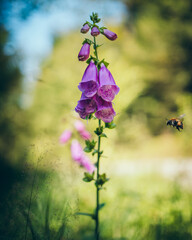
[[92, 150, 98, 156], [98, 203, 106, 211], [105, 121, 116, 129], [85, 140, 97, 150], [83, 146, 92, 153], [82, 38, 92, 45], [83, 172, 94, 182], [95, 173, 109, 187], [76, 212, 95, 219], [84, 21, 92, 28], [100, 133, 107, 138], [94, 126, 103, 136]]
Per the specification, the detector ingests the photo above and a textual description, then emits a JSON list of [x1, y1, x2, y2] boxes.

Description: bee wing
[[178, 114, 186, 121]]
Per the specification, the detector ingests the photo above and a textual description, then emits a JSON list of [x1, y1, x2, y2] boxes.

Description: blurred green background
[[1, 0, 192, 239]]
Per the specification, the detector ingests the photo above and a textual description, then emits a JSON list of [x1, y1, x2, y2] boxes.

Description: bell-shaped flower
[[95, 96, 116, 123], [98, 63, 120, 102], [81, 24, 90, 33], [78, 43, 90, 61], [59, 130, 72, 144], [103, 29, 117, 41], [75, 93, 97, 119], [91, 26, 100, 37], [78, 61, 99, 97]]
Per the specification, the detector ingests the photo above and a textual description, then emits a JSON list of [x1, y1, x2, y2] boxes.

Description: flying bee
[[166, 114, 185, 131]]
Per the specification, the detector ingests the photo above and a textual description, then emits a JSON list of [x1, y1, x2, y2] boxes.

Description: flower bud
[[103, 29, 117, 41], [81, 24, 90, 34], [78, 43, 90, 61], [91, 26, 100, 37]]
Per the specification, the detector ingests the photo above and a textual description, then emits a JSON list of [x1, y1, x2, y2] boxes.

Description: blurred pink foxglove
[[71, 140, 95, 173], [98, 63, 119, 102], [74, 120, 85, 132], [59, 130, 72, 144], [81, 156, 96, 173], [74, 120, 91, 140], [79, 130, 91, 140], [78, 43, 90, 61], [71, 139, 84, 163]]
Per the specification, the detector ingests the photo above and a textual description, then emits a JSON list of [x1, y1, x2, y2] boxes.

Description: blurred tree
[[121, 0, 192, 136]]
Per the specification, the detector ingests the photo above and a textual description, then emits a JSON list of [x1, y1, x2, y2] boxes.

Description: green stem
[[95, 119, 101, 240], [93, 36, 100, 240]]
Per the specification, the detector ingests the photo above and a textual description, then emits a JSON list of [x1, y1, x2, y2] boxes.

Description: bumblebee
[[166, 114, 185, 131]]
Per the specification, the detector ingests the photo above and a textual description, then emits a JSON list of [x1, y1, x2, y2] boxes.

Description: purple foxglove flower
[[81, 24, 90, 33], [98, 63, 120, 102], [78, 61, 99, 97], [59, 130, 72, 144], [103, 29, 117, 41], [95, 96, 116, 123], [78, 43, 90, 61], [91, 26, 100, 37], [81, 156, 96, 173], [71, 139, 84, 163], [75, 93, 97, 119]]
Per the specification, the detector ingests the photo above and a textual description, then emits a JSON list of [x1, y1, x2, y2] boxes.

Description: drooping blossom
[[78, 43, 90, 61], [59, 130, 72, 144], [81, 24, 90, 33], [95, 95, 116, 123], [91, 26, 100, 37], [71, 140, 95, 173], [103, 29, 117, 41], [78, 61, 99, 97], [98, 63, 120, 102], [74, 120, 91, 140], [75, 93, 97, 119]]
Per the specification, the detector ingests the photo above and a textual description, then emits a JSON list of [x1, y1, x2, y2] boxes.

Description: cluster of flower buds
[[75, 13, 119, 123], [59, 120, 95, 173]]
